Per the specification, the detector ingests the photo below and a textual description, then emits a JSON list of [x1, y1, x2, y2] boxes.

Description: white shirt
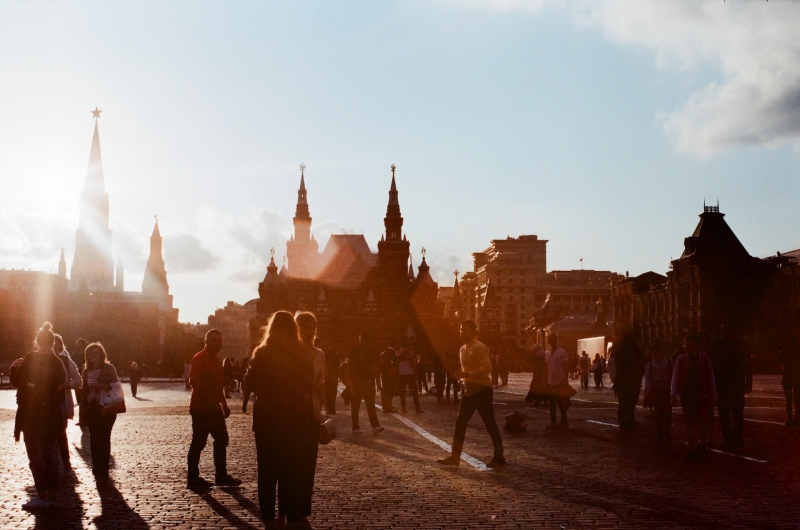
[[546, 348, 568, 386]]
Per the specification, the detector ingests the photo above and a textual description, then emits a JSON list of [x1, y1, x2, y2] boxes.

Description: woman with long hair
[[80, 342, 120, 480], [54, 333, 81, 473], [245, 311, 317, 530], [14, 322, 65, 509]]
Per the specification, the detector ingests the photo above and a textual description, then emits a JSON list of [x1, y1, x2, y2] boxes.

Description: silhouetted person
[[592, 353, 604, 389], [296, 312, 325, 529], [644, 342, 672, 444], [324, 344, 340, 415], [379, 340, 399, 413], [129, 362, 141, 398], [526, 344, 547, 406], [615, 331, 643, 430], [778, 336, 800, 426], [709, 322, 752, 449], [54, 333, 81, 473], [246, 311, 317, 529], [73, 338, 88, 425], [437, 320, 505, 469], [445, 347, 462, 403], [348, 332, 384, 434], [672, 333, 716, 461], [397, 338, 422, 413], [186, 329, 241, 489], [545, 334, 570, 428], [15, 322, 64, 509], [432, 350, 446, 403], [579, 351, 590, 389], [81, 342, 120, 480]]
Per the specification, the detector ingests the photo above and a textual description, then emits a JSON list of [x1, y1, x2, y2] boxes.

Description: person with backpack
[[644, 342, 673, 444], [14, 322, 64, 509]]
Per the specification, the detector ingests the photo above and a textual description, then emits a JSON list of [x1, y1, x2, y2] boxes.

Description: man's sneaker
[[215, 474, 243, 487], [187, 476, 214, 489], [437, 455, 460, 466], [487, 456, 506, 469], [352, 427, 363, 434], [372, 426, 384, 434], [22, 497, 51, 510]]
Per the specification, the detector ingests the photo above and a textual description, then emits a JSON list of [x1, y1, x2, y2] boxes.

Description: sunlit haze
[[2, 1, 799, 323]]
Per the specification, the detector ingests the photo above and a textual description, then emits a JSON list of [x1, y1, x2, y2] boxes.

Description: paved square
[[2, 374, 800, 529]]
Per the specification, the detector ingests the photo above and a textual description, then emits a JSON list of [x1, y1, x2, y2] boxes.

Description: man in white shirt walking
[[546, 334, 570, 428], [437, 320, 505, 469]]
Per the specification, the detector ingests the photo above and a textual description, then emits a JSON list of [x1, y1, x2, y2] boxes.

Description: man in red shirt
[[186, 330, 241, 489]]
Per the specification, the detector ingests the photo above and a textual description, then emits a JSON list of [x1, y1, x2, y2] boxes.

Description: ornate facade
[[250, 166, 453, 355], [0, 116, 185, 374], [612, 204, 800, 366]]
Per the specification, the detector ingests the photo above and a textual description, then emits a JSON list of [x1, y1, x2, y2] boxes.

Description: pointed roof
[[388, 174, 399, 206], [85, 122, 105, 192], [366, 288, 376, 302], [151, 219, 161, 238], [407, 257, 415, 280], [678, 204, 753, 263], [415, 256, 436, 287], [451, 274, 463, 309], [295, 165, 310, 218], [482, 279, 499, 308], [59, 248, 66, 263], [317, 289, 327, 303], [263, 256, 281, 286]]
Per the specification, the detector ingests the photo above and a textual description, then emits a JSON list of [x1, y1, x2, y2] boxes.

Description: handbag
[[319, 417, 337, 445], [99, 381, 127, 415]]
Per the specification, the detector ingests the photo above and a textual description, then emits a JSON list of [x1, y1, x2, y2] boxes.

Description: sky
[[1, 1, 799, 323]]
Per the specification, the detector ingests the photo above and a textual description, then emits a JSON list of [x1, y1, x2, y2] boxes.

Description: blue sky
[[1, 1, 799, 322]]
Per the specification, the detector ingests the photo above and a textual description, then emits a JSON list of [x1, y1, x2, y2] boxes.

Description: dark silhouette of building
[[250, 165, 452, 356], [612, 203, 800, 367], [0, 113, 189, 374]]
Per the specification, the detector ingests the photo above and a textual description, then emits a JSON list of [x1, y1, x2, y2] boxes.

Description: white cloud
[[452, 0, 800, 155], [163, 233, 219, 273], [0, 210, 72, 267]]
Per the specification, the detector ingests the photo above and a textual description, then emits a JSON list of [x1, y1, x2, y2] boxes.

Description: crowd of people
[[10, 313, 800, 527]]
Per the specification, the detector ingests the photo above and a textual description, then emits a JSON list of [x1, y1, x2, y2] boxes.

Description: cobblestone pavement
[[2, 374, 800, 529]]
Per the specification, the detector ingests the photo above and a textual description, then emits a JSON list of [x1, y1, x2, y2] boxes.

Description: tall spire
[[451, 270, 463, 310], [71, 111, 113, 291], [384, 164, 403, 241], [287, 163, 318, 278], [85, 120, 106, 193], [142, 217, 169, 297], [58, 248, 67, 279]]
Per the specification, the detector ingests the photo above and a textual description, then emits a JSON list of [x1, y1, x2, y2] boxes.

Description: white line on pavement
[[374, 404, 488, 471], [705, 447, 768, 463], [586, 420, 619, 427]]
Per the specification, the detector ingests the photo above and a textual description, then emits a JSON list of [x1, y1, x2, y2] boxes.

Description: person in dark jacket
[[129, 362, 142, 398], [614, 330, 643, 430], [778, 336, 800, 426], [709, 322, 752, 448], [15, 322, 64, 509], [245, 311, 317, 530], [80, 342, 121, 480]]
